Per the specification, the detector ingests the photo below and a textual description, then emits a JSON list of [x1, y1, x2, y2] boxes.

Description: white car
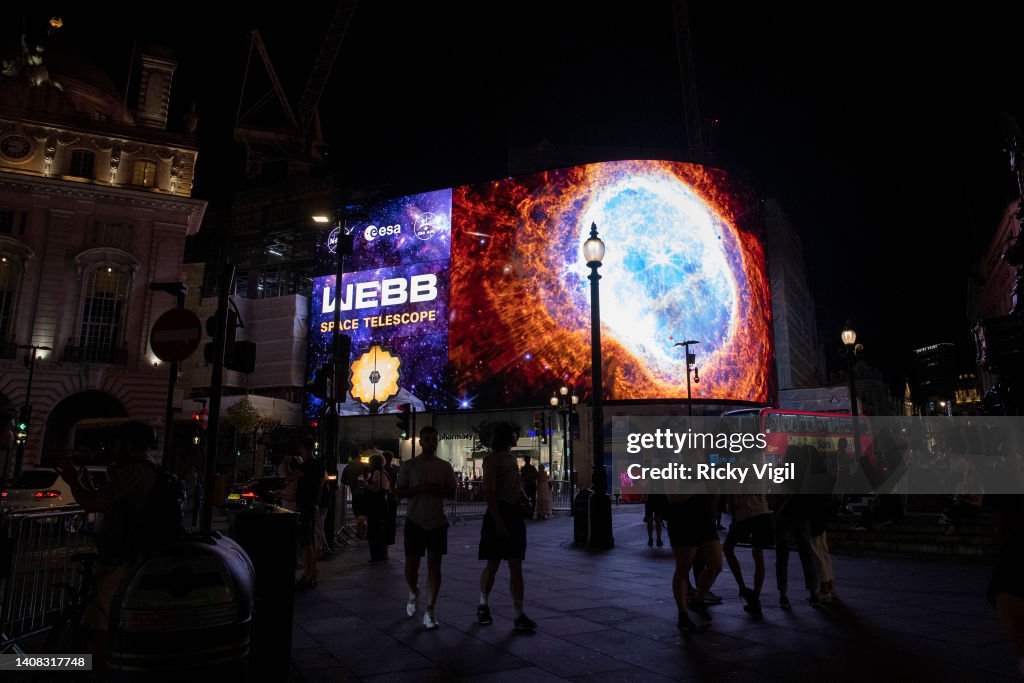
[[2, 467, 109, 531]]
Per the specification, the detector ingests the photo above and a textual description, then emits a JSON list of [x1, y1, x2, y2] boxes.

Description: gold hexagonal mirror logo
[[350, 345, 402, 405]]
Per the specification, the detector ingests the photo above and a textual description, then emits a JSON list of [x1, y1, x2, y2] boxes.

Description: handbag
[[517, 490, 533, 518]]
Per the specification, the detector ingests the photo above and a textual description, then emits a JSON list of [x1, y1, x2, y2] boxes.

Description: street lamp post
[[11, 343, 51, 480], [674, 340, 700, 417], [550, 386, 578, 516], [841, 321, 864, 462], [574, 223, 613, 548]]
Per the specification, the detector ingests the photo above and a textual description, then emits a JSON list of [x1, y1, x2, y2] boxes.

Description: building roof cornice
[[0, 171, 206, 235]]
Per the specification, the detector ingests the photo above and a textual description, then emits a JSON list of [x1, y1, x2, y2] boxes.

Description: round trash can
[[107, 533, 255, 680]]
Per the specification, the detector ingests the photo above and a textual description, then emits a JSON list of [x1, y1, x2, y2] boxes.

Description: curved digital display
[[306, 160, 772, 417]]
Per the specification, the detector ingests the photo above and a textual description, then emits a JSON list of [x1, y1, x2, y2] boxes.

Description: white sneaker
[[406, 591, 418, 618], [423, 610, 439, 630]]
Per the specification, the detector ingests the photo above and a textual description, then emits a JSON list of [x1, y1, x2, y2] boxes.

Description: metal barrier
[[445, 480, 575, 525], [0, 506, 96, 652]]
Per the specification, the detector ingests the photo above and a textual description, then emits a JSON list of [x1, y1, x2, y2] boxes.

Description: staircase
[[827, 512, 999, 562]]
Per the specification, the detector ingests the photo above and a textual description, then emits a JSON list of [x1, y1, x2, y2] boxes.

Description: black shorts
[[724, 513, 774, 549], [404, 520, 449, 557], [479, 502, 527, 561], [297, 506, 316, 548], [644, 494, 669, 521], [665, 497, 719, 548]]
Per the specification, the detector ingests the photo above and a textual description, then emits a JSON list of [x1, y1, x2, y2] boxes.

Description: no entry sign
[[150, 308, 203, 363]]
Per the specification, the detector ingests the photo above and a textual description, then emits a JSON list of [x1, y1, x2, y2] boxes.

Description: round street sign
[[150, 308, 203, 363]]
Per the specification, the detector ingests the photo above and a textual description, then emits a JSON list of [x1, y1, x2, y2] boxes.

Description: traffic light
[[14, 406, 30, 446], [396, 403, 411, 439], [203, 310, 256, 373]]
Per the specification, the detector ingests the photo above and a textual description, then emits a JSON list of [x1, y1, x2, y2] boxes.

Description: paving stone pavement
[[290, 505, 1019, 682]]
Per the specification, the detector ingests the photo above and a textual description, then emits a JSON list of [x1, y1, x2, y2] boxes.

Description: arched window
[[131, 160, 157, 187], [79, 266, 128, 354], [69, 149, 96, 179]]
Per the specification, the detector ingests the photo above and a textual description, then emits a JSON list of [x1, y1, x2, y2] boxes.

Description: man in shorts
[[395, 426, 456, 629], [723, 493, 774, 617]]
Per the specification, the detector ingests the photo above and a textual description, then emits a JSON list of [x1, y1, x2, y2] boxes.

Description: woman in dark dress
[[364, 453, 391, 564]]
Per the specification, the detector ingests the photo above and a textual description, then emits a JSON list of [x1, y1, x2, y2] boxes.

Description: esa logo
[[363, 224, 401, 242]]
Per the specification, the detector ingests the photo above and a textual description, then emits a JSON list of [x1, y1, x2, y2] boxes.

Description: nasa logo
[[327, 227, 339, 254], [414, 213, 440, 241], [363, 224, 402, 242]]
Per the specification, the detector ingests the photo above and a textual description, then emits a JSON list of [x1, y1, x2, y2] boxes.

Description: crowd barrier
[[0, 507, 95, 653]]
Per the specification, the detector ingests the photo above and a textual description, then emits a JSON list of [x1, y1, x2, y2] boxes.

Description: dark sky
[[17, 3, 1024, 388]]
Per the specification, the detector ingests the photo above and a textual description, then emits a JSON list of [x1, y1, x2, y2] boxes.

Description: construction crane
[[671, 0, 704, 164], [233, 1, 359, 175]]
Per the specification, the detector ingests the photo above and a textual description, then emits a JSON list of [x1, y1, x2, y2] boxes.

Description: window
[[0, 256, 16, 341], [96, 222, 130, 249], [79, 267, 127, 350], [0, 210, 12, 234], [69, 150, 96, 179], [131, 160, 157, 187]]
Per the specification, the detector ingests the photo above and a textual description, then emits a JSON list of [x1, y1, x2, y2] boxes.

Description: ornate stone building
[[0, 40, 206, 469]]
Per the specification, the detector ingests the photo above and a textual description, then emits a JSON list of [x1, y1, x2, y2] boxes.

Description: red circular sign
[[149, 308, 203, 362]]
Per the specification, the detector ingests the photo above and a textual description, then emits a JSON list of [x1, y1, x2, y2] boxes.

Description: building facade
[[0, 42, 205, 469], [763, 199, 826, 391]]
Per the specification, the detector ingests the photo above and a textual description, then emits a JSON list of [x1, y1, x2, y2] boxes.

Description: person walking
[[644, 493, 668, 547], [520, 455, 538, 520], [723, 493, 773, 617], [665, 494, 723, 631], [535, 464, 553, 519], [55, 421, 161, 675], [292, 438, 325, 590], [383, 451, 400, 552], [774, 446, 819, 608], [395, 426, 457, 629], [477, 422, 537, 632], [364, 453, 391, 564]]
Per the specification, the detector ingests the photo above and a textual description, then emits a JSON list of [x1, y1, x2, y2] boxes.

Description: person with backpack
[[56, 420, 178, 676]]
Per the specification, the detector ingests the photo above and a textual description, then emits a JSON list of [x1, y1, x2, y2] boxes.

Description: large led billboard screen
[[306, 160, 772, 418]]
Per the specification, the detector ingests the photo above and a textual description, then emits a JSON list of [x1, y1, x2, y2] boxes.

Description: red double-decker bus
[[721, 408, 873, 464]]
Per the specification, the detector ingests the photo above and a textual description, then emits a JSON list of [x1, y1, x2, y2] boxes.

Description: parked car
[[2, 466, 109, 532], [223, 476, 286, 509]]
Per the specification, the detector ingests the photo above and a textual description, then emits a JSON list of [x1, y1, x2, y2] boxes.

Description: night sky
[[11, 2, 1024, 390]]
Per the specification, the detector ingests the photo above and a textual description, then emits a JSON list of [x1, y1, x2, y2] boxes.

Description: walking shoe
[[819, 591, 833, 604], [513, 614, 538, 632], [656, 539, 664, 547], [476, 605, 493, 625], [743, 598, 763, 617], [677, 612, 698, 632], [808, 593, 821, 607], [406, 591, 418, 618], [689, 599, 712, 620], [648, 537, 654, 546], [423, 610, 439, 630], [702, 591, 723, 605], [779, 594, 791, 610]]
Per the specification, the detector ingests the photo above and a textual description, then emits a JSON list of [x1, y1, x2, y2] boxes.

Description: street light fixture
[[550, 386, 579, 516], [575, 223, 613, 548], [840, 321, 864, 463], [674, 340, 700, 417]]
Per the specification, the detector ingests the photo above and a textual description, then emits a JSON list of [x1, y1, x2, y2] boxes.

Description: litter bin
[[107, 533, 255, 680], [232, 504, 298, 682]]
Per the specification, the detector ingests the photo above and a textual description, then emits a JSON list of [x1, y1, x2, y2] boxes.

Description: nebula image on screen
[[448, 160, 773, 405]]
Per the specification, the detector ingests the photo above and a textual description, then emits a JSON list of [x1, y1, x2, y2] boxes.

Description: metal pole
[[161, 290, 187, 473], [13, 347, 37, 479], [685, 342, 693, 418], [588, 253, 605, 497], [201, 263, 234, 532], [848, 354, 863, 461]]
